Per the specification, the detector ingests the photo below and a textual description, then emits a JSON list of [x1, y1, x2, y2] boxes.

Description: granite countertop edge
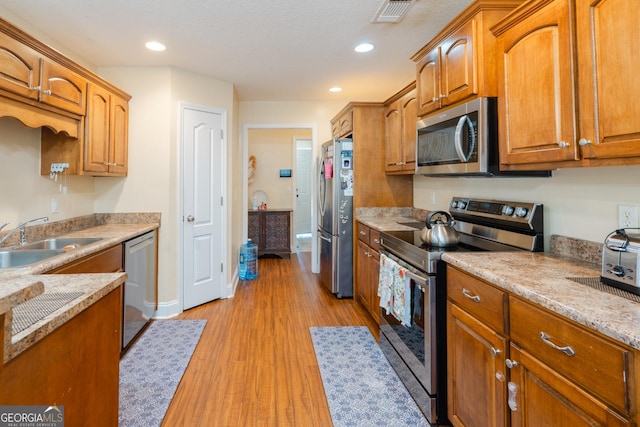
[[442, 252, 640, 351], [0, 218, 160, 363]]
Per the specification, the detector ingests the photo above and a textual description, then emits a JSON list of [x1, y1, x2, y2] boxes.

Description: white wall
[[414, 164, 640, 248]]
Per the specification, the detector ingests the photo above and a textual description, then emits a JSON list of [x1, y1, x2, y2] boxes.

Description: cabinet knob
[[186, 215, 195, 222], [490, 347, 501, 356], [506, 358, 518, 369], [43, 89, 52, 95], [578, 138, 592, 146], [557, 141, 570, 148]]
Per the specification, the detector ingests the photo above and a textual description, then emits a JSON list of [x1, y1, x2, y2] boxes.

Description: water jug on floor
[[239, 239, 258, 280]]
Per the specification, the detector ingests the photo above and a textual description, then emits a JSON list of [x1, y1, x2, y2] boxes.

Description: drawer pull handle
[[359, 231, 366, 235], [462, 288, 480, 302], [373, 238, 380, 244], [539, 332, 576, 357]]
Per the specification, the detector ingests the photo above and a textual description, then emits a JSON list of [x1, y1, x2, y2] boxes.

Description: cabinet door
[[447, 302, 508, 427], [85, 83, 111, 173], [264, 211, 290, 253], [400, 91, 417, 172], [508, 345, 632, 427], [109, 93, 128, 175], [496, 0, 578, 167], [0, 33, 40, 100], [384, 99, 403, 173], [441, 19, 477, 108], [248, 211, 261, 250], [40, 59, 86, 115], [416, 47, 441, 116], [577, 0, 640, 160], [369, 248, 380, 323]]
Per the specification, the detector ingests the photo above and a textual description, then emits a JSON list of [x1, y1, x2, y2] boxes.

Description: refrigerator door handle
[[318, 233, 331, 243]]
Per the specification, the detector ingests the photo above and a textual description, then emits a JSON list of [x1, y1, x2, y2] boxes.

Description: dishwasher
[[122, 230, 157, 350]]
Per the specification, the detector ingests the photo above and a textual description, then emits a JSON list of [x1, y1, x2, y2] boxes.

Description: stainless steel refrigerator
[[318, 138, 353, 298]]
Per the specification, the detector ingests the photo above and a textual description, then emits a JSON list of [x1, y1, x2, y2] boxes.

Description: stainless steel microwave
[[416, 97, 551, 177]]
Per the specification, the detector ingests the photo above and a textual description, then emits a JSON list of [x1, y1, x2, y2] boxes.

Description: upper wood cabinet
[[85, 83, 128, 176], [492, 0, 640, 171], [384, 83, 417, 174], [0, 17, 131, 176], [411, 0, 522, 118], [330, 109, 353, 138]]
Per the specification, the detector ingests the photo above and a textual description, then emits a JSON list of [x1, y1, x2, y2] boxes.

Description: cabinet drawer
[[446, 266, 507, 333], [357, 222, 370, 245], [510, 296, 633, 413], [369, 229, 380, 252]]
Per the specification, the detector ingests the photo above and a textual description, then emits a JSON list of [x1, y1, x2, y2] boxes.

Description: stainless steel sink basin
[[0, 249, 65, 269], [14, 237, 103, 251]]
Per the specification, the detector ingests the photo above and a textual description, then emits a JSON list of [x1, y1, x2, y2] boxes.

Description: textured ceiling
[[0, 0, 472, 102]]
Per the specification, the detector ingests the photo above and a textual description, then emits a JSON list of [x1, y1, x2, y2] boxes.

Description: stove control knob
[[457, 200, 467, 210], [515, 207, 529, 218], [502, 205, 515, 216], [450, 200, 458, 209]]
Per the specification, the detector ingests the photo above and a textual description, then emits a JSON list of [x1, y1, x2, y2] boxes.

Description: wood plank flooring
[[162, 252, 377, 426]]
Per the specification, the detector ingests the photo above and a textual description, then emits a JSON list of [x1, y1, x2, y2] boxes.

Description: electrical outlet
[[618, 204, 639, 229]]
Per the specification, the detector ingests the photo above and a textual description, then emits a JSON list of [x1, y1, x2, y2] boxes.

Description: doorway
[[294, 137, 312, 252], [244, 125, 316, 260]]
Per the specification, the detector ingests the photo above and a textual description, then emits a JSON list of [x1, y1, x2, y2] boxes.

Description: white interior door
[[295, 138, 312, 236], [182, 105, 225, 310]]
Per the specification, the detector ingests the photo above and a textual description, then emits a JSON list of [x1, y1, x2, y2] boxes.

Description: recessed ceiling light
[[355, 43, 374, 53], [145, 41, 166, 52], [329, 87, 342, 93]]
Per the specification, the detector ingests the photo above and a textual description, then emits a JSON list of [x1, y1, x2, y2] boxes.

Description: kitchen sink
[[0, 249, 65, 269], [14, 237, 103, 251]]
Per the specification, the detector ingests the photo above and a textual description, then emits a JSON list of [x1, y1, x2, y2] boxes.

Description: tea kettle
[[420, 210, 460, 247]]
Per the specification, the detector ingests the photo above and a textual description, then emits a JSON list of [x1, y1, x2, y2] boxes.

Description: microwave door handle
[[454, 115, 476, 162]]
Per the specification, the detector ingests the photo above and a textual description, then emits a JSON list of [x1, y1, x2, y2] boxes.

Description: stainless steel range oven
[[379, 197, 544, 425]]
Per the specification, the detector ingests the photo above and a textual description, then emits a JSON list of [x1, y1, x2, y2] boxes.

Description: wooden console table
[[248, 209, 292, 258]]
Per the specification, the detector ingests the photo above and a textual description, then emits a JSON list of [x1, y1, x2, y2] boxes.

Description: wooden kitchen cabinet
[[355, 222, 380, 324], [0, 286, 122, 427], [84, 83, 129, 175], [0, 30, 86, 116], [492, 0, 640, 171], [384, 83, 417, 174], [446, 265, 638, 426], [330, 109, 353, 138], [411, 0, 521, 118], [248, 210, 291, 258], [46, 244, 123, 274], [446, 266, 509, 427]]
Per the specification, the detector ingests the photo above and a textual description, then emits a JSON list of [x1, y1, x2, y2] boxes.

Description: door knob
[[186, 215, 195, 222]]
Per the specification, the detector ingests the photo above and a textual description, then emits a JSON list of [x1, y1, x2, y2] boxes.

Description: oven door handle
[[404, 270, 428, 292]]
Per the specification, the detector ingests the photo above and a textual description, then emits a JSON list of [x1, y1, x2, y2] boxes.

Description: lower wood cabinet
[[46, 244, 123, 274], [248, 210, 291, 258], [0, 286, 122, 426], [446, 265, 637, 426], [355, 222, 380, 324]]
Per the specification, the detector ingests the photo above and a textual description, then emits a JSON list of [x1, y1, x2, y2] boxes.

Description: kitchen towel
[[378, 253, 412, 327]]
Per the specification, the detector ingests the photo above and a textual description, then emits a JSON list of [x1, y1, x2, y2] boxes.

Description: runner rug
[[310, 326, 428, 427], [119, 320, 207, 427]]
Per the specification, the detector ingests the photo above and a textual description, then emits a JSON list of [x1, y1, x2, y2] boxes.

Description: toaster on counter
[[601, 229, 640, 295]]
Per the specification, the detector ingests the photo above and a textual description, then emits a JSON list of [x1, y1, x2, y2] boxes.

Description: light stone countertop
[[0, 220, 159, 363], [356, 210, 640, 351], [442, 252, 640, 351]]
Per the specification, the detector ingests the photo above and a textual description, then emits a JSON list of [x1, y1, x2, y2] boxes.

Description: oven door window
[[380, 276, 435, 391]]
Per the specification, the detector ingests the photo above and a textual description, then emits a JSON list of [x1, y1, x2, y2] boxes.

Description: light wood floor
[[162, 252, 377, 426]]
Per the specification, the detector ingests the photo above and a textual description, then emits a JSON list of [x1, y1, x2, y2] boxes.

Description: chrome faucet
[[0, 216, 49, 246]]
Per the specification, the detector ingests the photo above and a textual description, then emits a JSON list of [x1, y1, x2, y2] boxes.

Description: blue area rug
[[119, 320, 207, 427], [310, 326, 428, 427]]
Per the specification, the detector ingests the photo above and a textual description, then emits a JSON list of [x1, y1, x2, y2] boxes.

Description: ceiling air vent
[[372, 0, 415, 23]]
